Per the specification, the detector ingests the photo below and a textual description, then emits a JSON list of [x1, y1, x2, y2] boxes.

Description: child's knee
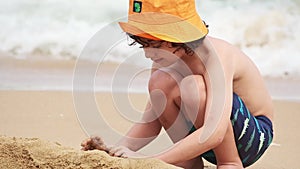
[[180, 75, 206, 105], [148, 70, 179, 94]]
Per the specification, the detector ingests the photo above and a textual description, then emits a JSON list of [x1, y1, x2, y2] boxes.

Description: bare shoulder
[[206, 36, 231, 47], [206, 36, 246, 72], [207, 36, 244, 57], [207, 36, 258, 78]]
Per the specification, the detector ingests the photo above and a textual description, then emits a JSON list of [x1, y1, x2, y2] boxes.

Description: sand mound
[[0, 136, 180, 169]]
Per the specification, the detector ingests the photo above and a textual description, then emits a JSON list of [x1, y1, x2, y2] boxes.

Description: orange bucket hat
[[119, 0, 208, 43]]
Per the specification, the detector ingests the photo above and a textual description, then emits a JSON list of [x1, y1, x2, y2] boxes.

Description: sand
[[0, 136, 180, 169], [0, 58, 299, 168]]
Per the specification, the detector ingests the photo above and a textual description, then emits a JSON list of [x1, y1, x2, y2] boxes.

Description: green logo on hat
[[133, 1, 142, 13]]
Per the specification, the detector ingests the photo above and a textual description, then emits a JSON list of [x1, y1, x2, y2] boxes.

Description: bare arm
[[116, 101, 162, 151], [116, 64, 164, 151], [81, 100, 162, 155]]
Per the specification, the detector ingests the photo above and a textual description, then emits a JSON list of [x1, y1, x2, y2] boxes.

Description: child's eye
[[149, 41, 163, 48], [152, 42, 162, 48]]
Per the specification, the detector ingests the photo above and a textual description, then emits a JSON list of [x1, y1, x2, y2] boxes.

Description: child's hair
[[127, 21, 208, 56]]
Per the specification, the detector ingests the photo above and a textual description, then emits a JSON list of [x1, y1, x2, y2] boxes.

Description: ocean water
[[0, 0, 299, 78]]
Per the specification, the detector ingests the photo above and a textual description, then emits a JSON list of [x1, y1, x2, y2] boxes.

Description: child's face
[[133, 37, 184, 67], [143, 43, 183, 67]]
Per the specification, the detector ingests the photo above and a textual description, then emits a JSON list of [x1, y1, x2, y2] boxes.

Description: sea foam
[[0, 0, 299, 77]]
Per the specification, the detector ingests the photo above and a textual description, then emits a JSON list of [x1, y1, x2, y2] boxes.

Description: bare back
[[208, 36, 274, 121]]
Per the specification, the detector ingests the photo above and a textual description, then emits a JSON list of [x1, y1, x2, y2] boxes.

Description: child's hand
[[81, 136, 108, 152], [107, 145, 146, 158], [81, 136, 146, 158]]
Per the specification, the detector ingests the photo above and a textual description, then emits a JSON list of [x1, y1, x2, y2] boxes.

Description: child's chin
[[156, 62, 171, 67]]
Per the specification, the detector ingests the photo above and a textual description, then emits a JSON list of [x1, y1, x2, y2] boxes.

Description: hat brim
[[119, 12, 208, 43]]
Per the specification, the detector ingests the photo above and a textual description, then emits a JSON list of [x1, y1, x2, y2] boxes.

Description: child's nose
[[143, 48, 156, 58]]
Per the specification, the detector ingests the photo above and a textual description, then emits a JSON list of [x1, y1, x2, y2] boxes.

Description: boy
[[81, 0, 274, 168]]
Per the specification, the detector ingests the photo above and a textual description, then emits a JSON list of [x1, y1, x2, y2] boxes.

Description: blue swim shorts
[[191, 93, 274, 167]]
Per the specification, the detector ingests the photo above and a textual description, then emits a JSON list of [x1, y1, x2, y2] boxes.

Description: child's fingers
[[80, 138, 92, 150], [107, 145, 121, 156], [90, 136, 107, 151], [113, 150, 124, 157], [120, 153, 128, 158], [81, 144, 91, 151], [92, 136, 103, 142], [81, 138, 91, 146], [108, 145, 129, 157]]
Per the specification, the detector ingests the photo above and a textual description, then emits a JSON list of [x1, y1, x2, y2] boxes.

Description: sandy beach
[[0, 136, 180, 169], [0, 58, 299, 168]]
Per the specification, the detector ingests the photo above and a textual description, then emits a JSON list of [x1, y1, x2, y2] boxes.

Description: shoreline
[[1, 57, 300, 101]]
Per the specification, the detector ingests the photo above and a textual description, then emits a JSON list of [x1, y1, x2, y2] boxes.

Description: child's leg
[[212, 121, 244, 169], [179, 75, 243, 168], [176, 157, 204, 169], [179, 75, 207, 129], [228, 94, 273, 167], [149, 70, 204, 168]]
